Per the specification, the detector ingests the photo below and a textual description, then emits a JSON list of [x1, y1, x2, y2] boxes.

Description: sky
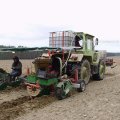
[[0, 0, 120, 52]]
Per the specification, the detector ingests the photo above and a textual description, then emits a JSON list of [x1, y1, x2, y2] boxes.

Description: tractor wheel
[[93, 60, 105, 80], [79, 59, 91, 84], [27, 85, 41, 97], [77, 80, 86, 92], [55, 86, 66, 100]]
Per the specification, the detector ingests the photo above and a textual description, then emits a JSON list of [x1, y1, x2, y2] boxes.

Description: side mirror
[[95, 38, 99, 45]]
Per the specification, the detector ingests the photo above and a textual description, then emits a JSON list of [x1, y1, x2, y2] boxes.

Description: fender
[[69, 53, 83, 62]]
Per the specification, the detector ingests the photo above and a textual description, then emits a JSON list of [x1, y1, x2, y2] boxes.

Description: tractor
[[25, 31, 106, 99]]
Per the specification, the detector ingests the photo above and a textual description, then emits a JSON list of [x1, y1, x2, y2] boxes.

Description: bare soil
[[0, 57, 120, 120], [0, 59, 35, 74]]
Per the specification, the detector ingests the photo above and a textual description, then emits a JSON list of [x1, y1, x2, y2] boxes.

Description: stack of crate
[[49, 31, 75, 47]]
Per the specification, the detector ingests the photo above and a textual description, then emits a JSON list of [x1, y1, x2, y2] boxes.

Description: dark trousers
[[10, 70, 21, 81]]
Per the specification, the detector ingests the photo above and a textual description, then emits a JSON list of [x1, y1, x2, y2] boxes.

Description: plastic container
[[49, 31, 75, 47]]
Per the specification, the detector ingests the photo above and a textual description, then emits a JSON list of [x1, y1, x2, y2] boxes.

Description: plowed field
[[0, 57, 120, 120]]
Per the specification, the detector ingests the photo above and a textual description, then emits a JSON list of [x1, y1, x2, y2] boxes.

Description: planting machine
[[105, 58, 117, 68], [25, 31, 106, 99], [0, 68, 22, 90]]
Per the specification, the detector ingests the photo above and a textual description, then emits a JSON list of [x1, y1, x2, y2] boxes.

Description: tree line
[[0, 51, 43, 60]]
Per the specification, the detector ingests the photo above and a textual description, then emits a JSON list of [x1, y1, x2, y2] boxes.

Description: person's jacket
[[12, 61, 22, 75]]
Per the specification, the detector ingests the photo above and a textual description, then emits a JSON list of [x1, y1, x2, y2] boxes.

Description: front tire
[[55, 86, 66, 100], [77, 80, 86, 92], [79, 59, 91, 84]]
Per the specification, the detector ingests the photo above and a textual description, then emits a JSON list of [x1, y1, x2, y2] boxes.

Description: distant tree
[[0, 45, 15, 48]]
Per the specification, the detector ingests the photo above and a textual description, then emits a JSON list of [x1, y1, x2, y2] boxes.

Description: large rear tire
[[79, 59, 91, 84], [93, 60, 105, 80]]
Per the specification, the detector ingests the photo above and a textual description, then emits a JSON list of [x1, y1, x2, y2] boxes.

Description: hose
[[62, 32, 78, 69]]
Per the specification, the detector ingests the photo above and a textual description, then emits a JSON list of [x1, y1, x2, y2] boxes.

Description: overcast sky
[[0, 0, 120, 52]]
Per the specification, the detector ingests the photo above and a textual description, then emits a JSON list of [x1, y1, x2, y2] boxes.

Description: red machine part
[[25, 82, 40, 89], [106, 58, 114, 66], [71, 67, 78, 83], [25, 82, 41, 97]]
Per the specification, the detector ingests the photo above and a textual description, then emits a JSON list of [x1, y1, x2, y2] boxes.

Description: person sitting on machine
[[10, 56, 22, 81], [75, 35, 83, 47]]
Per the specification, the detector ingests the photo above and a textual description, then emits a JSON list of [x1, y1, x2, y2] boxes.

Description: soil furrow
[[0, 95, 56, 120]]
